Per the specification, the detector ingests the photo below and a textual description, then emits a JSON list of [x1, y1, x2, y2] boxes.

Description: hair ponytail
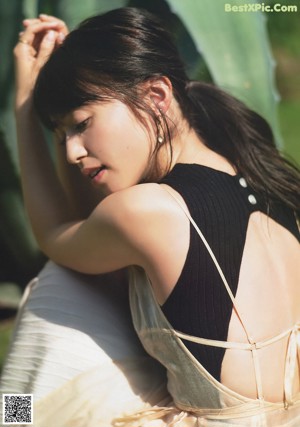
[[184, 81, 300, 216]]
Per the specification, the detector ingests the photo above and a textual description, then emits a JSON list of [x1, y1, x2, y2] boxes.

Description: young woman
[[10, 6, 300, 426]]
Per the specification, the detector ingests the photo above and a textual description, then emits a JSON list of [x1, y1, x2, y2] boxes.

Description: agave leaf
[[165, 0, 282, 145], [0, 1, 24, 165], [22, 0, 38, 17], [50, 0, 129, 29]]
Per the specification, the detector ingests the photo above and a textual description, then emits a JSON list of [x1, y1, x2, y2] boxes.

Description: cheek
[[115, 120, 152, 160], [93, 104, 155, 166], [128, 129, 152, 163]]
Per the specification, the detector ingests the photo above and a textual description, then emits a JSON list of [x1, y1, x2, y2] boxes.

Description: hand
[[14, 15, 68, 110]]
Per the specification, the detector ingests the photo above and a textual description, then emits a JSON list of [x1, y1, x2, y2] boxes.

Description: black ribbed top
[[160, 163, 299, 381]]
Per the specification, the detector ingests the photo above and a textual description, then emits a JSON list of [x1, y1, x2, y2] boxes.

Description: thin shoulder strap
[[160, 184, 265, 401]]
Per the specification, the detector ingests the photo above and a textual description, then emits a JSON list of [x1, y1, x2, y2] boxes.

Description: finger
[[35, 30, 57, 67], [22, 21, 62, 38], [16, 21, 62, 52], [14, 39, 35, 59], [15, 32, 35, 57], [38, 15, 68, 45], [56, 32, 66, 45], [39, 14, 65, 25], [22, 16, 66, 32], [39, 14, 69, 35], [23, 18, 41, 27]]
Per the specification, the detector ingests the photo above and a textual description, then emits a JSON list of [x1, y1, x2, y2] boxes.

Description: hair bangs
[[33, 47, 106, 130]]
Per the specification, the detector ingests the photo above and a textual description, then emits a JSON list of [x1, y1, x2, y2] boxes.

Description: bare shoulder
[[93, 182, 188, 254], [95, 183, 183, 222], [101, 183, 190, 302]]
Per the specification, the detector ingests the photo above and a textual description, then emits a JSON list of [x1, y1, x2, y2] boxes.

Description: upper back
[[158, 163, 300, 401]]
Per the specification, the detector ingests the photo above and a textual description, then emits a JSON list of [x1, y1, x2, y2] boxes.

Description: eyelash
[[75, 118, 90, 133], [58, 118, 90, 146]]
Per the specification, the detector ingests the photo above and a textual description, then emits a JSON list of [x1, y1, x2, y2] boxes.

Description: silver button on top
[[239, 177, 247, 188], [248, 194, 257, 205]]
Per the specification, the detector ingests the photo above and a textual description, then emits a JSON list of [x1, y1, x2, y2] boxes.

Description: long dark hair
[[34, 7, 300, 216]]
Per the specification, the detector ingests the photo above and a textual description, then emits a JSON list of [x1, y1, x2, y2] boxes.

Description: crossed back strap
[[159, 184, 298, 407], [160, 184, 266, 401]]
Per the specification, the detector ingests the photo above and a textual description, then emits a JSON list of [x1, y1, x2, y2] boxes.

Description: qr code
[[2, 394, 33, 425]]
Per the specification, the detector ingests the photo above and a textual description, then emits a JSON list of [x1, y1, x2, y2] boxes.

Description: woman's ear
[[143, 76, 173, 115]]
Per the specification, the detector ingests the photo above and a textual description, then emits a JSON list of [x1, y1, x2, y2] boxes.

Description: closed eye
[[75, 118, 90, 134], [55, 117, 90, 146]]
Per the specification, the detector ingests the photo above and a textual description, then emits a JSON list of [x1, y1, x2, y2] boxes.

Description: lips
[[89, 167, 105, 179], [81, 166, 106, 180]]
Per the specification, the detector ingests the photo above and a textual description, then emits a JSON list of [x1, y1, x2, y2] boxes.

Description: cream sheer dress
[[115, 189, 300, 426], [0, 261, 169, 427]]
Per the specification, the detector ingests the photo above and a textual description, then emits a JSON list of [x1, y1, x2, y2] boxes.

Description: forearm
[[16, 101, 77, 248]]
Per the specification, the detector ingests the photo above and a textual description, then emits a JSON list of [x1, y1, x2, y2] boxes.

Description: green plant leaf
[[49, 0, 129, 29], [22, 0, 38, 17], [0, 0, 24, 165], [165, 0, 282, 146]]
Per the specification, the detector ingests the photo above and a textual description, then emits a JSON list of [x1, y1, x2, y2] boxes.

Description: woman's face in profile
[[55, 99, 154, 195]]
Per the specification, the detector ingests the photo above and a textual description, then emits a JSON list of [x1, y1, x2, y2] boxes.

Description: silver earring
[[157, 135, 164, 144]]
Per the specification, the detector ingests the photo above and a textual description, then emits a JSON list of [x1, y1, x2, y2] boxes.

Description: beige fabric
[[0, 261, 169, 426], [123, 267, 300, 426], [33, 358, 170, 427]]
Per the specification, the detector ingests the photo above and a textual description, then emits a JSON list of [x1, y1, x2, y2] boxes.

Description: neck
[[168, 121, 236, 176], [157, 100, 236, 177]]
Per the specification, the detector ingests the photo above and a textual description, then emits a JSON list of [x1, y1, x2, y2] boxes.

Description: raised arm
[[14, 17, 75, 232], [20, 16, 102, 219], [13, 19, 155, 275]]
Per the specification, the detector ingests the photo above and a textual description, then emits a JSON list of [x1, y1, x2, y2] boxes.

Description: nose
[[65, 136, 88, 165]]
